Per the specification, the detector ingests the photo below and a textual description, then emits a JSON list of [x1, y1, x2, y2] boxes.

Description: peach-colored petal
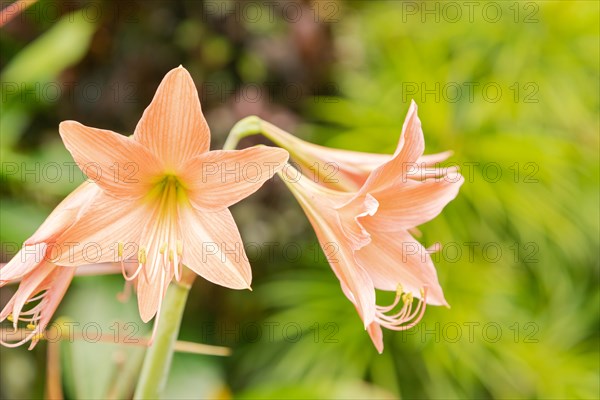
[[336, 193, 378, 250], [0, 244, 47, 286], [390, 100, 425, 164], [52, 193, 145, 266], [257, 119, 384, 166], [406, 165, 461, 182], [137, 266, 169, 323], [264, 102, 460, 351], [355, 225, 447, 306], [181, 146, 289, 210], [26, 181, 101, 245], [259, 118, 455, 191], [0, 262, 75, 349], [179, 206, 251, 289], [134, 66, 210, 168], [8, 262, 56, 324], [367, 322, 384, 354], [59, 121, 162, 199], [356, 101, 425, 197], [321, 233, 376, 327], [317, 148, 389, 172], [279, 167, 376, 326], [2, 182, 102, 288], [259, 119, 385, 191], [363, 174, 464, 232]]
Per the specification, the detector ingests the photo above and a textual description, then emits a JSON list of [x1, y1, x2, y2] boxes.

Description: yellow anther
[[420, 288, 426, 298], [396, 284, 404, 296], [176, 240, 183, 255], [168, 249, 174, 262], [7, 314, 13, 322], [118, 242, 124, 257], [403, 293, 413, 304], [138, 248, 147, 264], [27, 323, 36, 330], [159, 243, 168, 254], [32, 333, 45, 341]]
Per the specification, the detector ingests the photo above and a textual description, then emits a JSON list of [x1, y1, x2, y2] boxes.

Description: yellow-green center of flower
[[146, 174, 189, 205], [120, 174, 188, 283]]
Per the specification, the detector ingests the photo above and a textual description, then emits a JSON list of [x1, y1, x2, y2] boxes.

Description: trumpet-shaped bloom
[[0, 261, 75, 349], [52, 66, 289, 323], [1, 181, 100, 285], [0, 181, 100, 347], [278, 102, 463, 352], [253, 116, 453, 191]]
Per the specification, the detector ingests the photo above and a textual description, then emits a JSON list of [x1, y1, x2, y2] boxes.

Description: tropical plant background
[[1, 1, 598, 399]]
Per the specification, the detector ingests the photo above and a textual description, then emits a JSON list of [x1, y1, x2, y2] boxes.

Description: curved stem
[[224, 116, 306, 161], [225, 116, 357, 192], [225, 116, 303, 156], [223, 116, 263, 150], [133, 269, 195, 399]]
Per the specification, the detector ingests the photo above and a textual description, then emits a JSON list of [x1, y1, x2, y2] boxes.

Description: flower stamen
[[1, 287, 51, 348], [138, 176, 184, 286], [375, 286, 428, 331], [138, 248, 147, 265]]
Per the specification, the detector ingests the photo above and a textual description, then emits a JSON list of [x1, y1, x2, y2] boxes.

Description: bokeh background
[[1, 1, 598, 399]]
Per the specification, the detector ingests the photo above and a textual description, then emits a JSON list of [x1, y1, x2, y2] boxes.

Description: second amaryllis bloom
[[50, 66, 288, 324], [230, 110, 453, 191], [277, 102, 463, 352], [1, 181, 100, 348]]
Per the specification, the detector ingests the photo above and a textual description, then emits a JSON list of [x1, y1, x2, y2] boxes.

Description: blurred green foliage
[[1, 1, 598, 399]]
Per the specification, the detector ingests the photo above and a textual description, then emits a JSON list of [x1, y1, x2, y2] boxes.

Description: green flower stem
[[225, 116, 356, 192], [132, 116, 294, 399], [133, 269, 195, 400], [222, 116, 263, 150], [224, 116, 303, 156]]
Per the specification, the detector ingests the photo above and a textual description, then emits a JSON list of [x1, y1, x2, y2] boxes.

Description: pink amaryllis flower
[[1, 181, 101, 348], [278, 102, 463, 352], [238, 113, 453, 191], [50, 66, 288, 325]]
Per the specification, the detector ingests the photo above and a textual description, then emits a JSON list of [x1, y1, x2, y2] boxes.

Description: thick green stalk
[[133, 271, 195, 399]]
